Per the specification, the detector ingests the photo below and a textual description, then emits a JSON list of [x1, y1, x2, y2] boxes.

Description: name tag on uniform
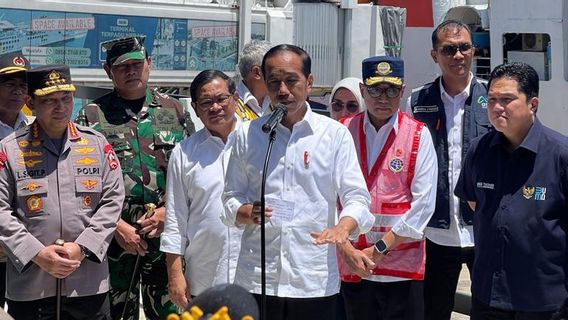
[[413, 105, 439, 113], [265, 197, 294, 225], [476, 182, 495, 190]]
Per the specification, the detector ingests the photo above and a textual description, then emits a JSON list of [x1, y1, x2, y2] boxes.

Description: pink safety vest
[[339, 111, 426, 281]]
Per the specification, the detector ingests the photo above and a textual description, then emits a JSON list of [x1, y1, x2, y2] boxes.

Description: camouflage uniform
[[76, 88, 194, 320]]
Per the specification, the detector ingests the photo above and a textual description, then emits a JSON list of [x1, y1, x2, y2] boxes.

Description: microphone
[[168, 284, 259, 320], [261, 104, 287, 133]]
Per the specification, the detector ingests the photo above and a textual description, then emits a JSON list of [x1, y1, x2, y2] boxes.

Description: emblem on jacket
[[389, 158, 404, 173], [522, 186, 546, 201]]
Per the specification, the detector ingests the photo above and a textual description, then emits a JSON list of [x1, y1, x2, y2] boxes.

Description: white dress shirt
[[161, 122, 242, 296], [405, 74, 475, 248], [237, 81, 271, 116], [362, 111, 438, 282], [425, 75, 474, 248], [0, 112, 29, 140], [223, 104, 373, 298]]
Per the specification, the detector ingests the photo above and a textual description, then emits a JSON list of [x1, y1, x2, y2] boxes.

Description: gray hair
[[238, 40, 272, 78]]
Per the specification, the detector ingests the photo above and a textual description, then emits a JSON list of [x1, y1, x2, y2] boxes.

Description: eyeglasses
[[365, 86, 401, 98], [439, 43, 473, 56], [196, 94, 232, 111], [331, 101, 359, 113]]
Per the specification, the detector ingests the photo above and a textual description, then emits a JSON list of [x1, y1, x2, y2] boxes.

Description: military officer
[[0, 64, 125, 319], [76, 36, 194, 320]]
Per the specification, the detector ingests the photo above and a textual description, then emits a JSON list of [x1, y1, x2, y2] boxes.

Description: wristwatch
[[79, 245, 92, 259], [374, 239, 390, 255]]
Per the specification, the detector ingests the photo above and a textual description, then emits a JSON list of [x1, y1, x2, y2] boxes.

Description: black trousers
[[424, 239, 474, 320], [252, 293, 337, 320], [342, 280, 424, 320], [471, 298, 555, 320], [7, 292, 111, 320]]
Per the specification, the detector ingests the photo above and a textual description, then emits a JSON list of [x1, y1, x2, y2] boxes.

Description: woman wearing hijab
[[329, 77, 365, 120]]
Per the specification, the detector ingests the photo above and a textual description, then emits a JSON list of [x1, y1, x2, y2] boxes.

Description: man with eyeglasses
[[161, 69, 241, 310], [338, 56, 437, 320], [76, 36, 194, 320], [406, 19, 492, 320]]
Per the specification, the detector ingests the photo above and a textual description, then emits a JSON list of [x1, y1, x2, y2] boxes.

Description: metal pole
[[120, 203, 156, 320], [54, 238, 65, 320]]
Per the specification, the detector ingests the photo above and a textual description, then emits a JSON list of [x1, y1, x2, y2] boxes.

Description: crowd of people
[[0, 17, 564, 320]]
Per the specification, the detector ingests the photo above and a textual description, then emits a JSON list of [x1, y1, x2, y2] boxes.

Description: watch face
[[375, 240, 388, 253]]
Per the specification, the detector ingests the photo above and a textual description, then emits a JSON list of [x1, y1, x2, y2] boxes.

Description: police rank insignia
[[26, 195, 42, 212], [18, 151, 43, 157], [104, 144, 119, 170], [389, 158, 404, 173], [75, 137, 89, 145], [18, 140, 29, 148]]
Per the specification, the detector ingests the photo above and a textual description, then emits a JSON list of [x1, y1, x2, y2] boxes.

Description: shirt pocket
[[75, 176, 102, 216], [16, 178, 48, 217], [153, 130, 181, 162], [108, 138, 134, 173]]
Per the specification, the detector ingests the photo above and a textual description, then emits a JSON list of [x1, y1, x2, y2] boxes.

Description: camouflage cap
[[27, 64, 76, 97], [102, 36, 147, 66], [0, 53, 30, 76]]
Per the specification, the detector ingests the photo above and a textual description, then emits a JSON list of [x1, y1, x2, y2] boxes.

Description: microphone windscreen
[[187, 284, 259, 320]]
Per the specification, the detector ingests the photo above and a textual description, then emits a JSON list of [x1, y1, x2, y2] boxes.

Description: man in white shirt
[[223, 44, 374, 320], [161, 70, 240, 309], [235, 40, 272, 120], [0, 52, 30, 309], [407, 20, 491, 320], [0, 53, 31, 140], [339, 56, 437, 320]]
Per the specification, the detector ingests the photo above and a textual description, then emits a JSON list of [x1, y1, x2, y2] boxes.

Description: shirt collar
[[489, 118, 541, 153], [362, 109, 399, 135], [282, 101, 315, 134], [202, 115, 241, 146], [237, 81, 260, 110], [439, 72, 473, 103], [0, 111, 29, 130]]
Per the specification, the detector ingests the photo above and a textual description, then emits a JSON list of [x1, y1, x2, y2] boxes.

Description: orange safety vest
[[339, 111, 426, 281]]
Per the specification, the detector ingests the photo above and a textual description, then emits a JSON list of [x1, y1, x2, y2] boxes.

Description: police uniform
[[0, 65, 125, 319], [455, 118, 568, 317], [75, 36, 193, 320]]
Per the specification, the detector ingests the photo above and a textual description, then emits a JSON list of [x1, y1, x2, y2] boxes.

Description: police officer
[[0, 64, 125, 319], [76, 36, 194, 320], [0, 52, 31, 308], [0, 53, 31, 140]]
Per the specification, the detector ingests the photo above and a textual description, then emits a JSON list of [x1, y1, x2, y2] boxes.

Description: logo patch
[[76, 157, 98, 165], [75, 147, 95, 154], [26, 195, 42, 213], [31, 141, 41, 147], [522, 186, 546, 200], [477, 95, 488, 108], [18, 159, 43, 167], [18, 140, 29, 148], [80, 179, 98, 190], [104, 144, 119, 170], [0, 152, 7, 170], [376, 61, 392, 75], [388, 158, 404, 173], [82, 195, 92, 208]]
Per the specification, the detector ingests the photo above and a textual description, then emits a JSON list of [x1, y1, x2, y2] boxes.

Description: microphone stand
[[259, 128, 276, 320]]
